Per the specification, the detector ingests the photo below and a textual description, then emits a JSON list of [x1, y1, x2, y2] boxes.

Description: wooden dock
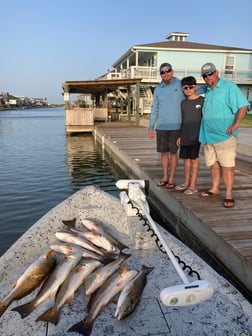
[[94, 122, 252, 302]]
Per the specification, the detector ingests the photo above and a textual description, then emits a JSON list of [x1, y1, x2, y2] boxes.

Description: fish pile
[[0, 217, 154, 336]]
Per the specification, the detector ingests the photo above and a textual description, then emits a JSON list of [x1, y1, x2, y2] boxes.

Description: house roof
[[135, 40, 252, 52], [62, 78, 142, 96], [113, 39, 252, 67]]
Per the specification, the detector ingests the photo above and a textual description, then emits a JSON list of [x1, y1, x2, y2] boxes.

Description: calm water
[[0, 108, 127, 256]]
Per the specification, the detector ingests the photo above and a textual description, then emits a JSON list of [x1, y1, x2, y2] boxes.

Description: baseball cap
[[160, 63, 172, 71], [201, 63, 216, 75]]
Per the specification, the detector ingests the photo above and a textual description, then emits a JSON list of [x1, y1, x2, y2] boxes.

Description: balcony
[[105, 66, 252, 85]]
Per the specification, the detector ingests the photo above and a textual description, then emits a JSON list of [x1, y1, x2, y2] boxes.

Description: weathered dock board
[[94, 123, 252, 301]]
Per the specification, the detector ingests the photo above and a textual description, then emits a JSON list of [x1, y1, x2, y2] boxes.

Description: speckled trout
[[63, 218, 128, 251], [0, 249, 56, 317], [68, 263, 137, 336], [12, 253, 81, 318], [85, 251, 131, 296], [114, 265, 154, 320], [36, 260, 101, 325]]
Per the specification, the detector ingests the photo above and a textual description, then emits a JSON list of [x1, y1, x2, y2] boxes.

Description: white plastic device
[[117, 179, 214, 307]]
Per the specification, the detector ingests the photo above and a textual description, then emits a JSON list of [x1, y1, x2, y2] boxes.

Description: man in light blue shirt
[[199, 62, 249, 208], [148, 63, 185, 189]]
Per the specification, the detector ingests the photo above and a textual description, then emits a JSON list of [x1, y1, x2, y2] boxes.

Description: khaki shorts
[[204, 136, 237, 167]]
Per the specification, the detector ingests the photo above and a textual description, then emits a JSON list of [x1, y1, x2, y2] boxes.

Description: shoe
[[175, 184, 187, 191], [166, 183, 175, 189], [200, 190, 220, 197], [184, 187, 198, 195], [224, 198, 235, 208], [156, 180, 168, 187]]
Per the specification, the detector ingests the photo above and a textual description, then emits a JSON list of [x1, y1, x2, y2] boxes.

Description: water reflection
[[65, 134, 127, 196]]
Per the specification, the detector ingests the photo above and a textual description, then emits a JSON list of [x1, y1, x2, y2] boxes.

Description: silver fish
[[55, 231, 105, 256], [68, 262, 137, 336], [70, 227, 116, 253], [36, 260, 101, 325], [50, 243, 116, 264], [115, 265, 154, 320], [0, 249, 56, 317], [12, 253, 81, 318], [80, 218, 128, 251], [85, 251, 131, 296]]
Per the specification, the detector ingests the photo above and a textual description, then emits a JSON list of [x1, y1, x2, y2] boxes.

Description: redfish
[[36, 260, 101, 325], [12, 253, 81, 318], [0, 249, 56, 317]]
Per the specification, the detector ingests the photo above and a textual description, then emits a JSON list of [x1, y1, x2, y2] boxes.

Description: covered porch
[[62, 78, 142, 135]]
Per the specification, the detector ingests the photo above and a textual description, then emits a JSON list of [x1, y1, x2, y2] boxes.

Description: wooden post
[[63, 85, 70, 109], [135, 82, 140, 126]]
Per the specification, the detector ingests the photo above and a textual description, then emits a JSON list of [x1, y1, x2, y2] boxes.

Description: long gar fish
[[68, 262, 137, 336], [85, 251, 131, 296], [114, 265, 154, 320], [50, 243, 116, 264], [0, 249, 56, 317], [36, 260, 101, 325], [55, 232, 105, 256], [11, 253, 81, 318]]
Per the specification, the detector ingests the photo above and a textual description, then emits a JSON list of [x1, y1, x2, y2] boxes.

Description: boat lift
[[116, 179, 214, 307]]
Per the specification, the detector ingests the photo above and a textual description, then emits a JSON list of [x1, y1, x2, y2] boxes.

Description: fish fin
[[66, 294, 74, 303], [121, 262, 127, 275], [62, 218, 76, 228], [68, 319, 93, 336], [11, 302, 34, 319], [36, 307, 59, 325]]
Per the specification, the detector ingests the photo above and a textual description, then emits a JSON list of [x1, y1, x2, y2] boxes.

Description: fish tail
[[116, 241, 129, 251], [102, 253, 117, 264], [0, 301, 8, 317], [62, 218, 76, 228], [142, 265, 155, 274], [36, 307, 59, 325], [11, 302, 34, 319], [68, 319, 93, 336]]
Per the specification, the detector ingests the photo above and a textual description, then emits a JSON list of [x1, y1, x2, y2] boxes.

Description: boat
[[0, 182, 251, 336]]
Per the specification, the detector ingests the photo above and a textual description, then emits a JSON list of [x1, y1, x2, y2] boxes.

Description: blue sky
[[1, 0, 251, 104]]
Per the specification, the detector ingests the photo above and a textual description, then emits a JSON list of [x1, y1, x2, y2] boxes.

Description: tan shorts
[[204, 136, 237, 167]]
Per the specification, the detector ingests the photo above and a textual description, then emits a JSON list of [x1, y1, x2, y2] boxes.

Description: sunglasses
[[160, 68, 172, 75], [202, 71, 215, 79], [182, 85, 195, 90]]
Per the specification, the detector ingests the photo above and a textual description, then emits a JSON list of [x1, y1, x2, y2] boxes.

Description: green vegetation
[[240, 113, 252, 128]]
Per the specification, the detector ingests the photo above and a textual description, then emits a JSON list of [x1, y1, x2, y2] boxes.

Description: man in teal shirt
[[148, 63, 185, 189], [199, 62, 249, 208]]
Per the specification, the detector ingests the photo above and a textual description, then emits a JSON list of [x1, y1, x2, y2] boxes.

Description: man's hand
[[148, 130, 155, 140]]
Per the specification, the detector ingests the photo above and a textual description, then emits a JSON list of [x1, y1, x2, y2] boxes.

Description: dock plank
[[95, 123, 252, 300]]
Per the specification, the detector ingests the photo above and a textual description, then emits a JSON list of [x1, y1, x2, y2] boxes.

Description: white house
[[103, 32, 252, 114]]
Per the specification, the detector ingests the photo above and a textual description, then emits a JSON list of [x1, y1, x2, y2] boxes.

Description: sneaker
[[184, 187, 198, 195]]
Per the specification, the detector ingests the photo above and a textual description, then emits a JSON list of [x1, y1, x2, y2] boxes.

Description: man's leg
[[169, 152, 178, 185], [222, 166, 235, 206], [209, 161, 221, 194], [161, 152, 169, 182]]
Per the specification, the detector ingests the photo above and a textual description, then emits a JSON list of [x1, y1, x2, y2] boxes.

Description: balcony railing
[[105, 66, 252, 85]]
